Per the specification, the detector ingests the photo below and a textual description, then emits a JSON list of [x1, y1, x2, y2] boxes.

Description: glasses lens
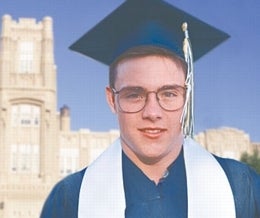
[[117, 87, 146, 113], [157, 86, 185, 111]]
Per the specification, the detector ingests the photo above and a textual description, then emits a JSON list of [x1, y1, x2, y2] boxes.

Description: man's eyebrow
[[159, 84, 185, 89], [120, 86, 144, 90], [120, 84, 185, 91]]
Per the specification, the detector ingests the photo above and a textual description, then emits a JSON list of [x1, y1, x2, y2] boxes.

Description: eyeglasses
[[112, 85, 186, 113]]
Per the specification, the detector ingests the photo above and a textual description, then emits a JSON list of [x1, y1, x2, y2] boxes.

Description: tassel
[[181, 22, 194, 138]]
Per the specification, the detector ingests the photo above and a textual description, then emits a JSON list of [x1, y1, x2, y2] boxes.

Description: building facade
[[0, 15, 119, 218], [195, 127, 258, 160], [0, 15, 258, 218]]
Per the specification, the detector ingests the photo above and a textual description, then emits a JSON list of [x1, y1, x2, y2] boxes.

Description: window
[[11, 104, 40, 127], [11, 144, 39, 173], [10, 104, 40, 173], [18, 41, 34, 73], [59, 148, 79, 176]]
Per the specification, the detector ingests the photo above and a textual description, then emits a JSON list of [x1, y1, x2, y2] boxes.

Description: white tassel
[[181, 22, 194, 138]]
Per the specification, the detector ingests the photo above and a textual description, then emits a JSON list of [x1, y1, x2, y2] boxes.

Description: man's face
[[106, 55, 186, 165]]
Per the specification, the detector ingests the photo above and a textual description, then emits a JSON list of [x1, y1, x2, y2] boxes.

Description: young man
[[41, 0, 260, 217]]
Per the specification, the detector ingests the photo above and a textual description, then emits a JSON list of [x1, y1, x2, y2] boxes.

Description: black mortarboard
[[69, 0, 229, 65]]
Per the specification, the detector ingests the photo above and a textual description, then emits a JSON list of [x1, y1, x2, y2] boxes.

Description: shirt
[[123, 149, 187, 217]]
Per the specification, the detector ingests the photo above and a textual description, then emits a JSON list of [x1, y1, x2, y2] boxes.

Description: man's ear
[[105, 87, 117, 113]]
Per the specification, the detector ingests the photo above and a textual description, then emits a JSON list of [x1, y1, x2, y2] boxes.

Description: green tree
[[240, 149, 260, 174]]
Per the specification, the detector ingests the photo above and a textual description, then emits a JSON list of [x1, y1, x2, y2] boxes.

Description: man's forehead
[[116, 54, 187, 75], [115, 56, 186, 86]]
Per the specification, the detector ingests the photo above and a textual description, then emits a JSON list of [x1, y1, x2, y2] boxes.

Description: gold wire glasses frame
[[112, 85, 186, 113]]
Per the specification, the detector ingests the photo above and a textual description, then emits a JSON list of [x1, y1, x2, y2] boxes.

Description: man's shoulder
[[214, 155, 259, 199], [215, 155, 258, 177], [215, 156, 260, 216], [40, 168, 86, 218], [54, 168, 85, 198], [60, 168, 86, 188], [47, 168, 86, 201]]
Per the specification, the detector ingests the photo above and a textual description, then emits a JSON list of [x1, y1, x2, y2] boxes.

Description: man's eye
[[161, 90, 178, 98], [123, 92, 142, 99]]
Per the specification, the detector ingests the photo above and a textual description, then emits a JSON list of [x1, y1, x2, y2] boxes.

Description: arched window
[[11, 104, 40, 127]]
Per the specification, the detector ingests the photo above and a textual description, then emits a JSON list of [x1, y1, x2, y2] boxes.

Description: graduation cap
[[69, 0, 229, 65], [69, 0, 230, 137]]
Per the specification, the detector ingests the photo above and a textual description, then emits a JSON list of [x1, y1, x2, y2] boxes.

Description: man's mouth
[[138, 128, 166, 137]]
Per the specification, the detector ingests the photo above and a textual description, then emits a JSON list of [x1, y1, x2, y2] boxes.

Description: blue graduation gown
[[123, 149, 187, 217], [40, 151, 260, 218]]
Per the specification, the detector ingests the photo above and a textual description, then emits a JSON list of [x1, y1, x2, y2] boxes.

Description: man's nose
[[142, 93, 162, 120]]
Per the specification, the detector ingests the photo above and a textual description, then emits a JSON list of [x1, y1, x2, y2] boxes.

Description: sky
[[1, 0, 260, 142]]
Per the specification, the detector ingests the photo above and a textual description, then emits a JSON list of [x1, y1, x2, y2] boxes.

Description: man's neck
[[122, 143, 183, 184]]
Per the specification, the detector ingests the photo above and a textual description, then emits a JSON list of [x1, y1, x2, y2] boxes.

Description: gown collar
[[78, 137, 236, 218]]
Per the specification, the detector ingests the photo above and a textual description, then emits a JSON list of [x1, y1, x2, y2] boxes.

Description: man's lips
[[138, 128, 167, 137]]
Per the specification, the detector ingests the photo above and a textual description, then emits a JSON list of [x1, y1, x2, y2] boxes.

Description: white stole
[[78, 137, 236, 218]]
